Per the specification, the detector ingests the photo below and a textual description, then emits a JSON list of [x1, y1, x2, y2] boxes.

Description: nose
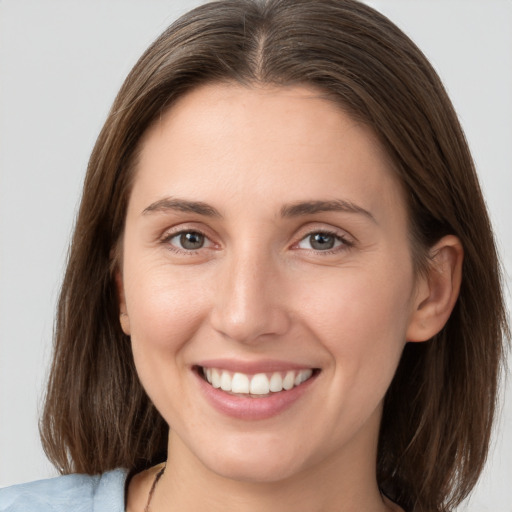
[[209, 249, 291, 344]]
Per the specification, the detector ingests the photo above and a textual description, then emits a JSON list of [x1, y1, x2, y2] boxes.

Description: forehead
[[131, 83, 405, 224], [142, 83, 383, 160]]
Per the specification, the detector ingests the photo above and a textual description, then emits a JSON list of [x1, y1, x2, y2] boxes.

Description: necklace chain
[[144, 465, 166, 512], [142, 464, 399, 511]]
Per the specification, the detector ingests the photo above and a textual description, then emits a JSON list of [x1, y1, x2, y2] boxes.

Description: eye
[[166, 230, 212, 251], [297, 231, 348, 251]]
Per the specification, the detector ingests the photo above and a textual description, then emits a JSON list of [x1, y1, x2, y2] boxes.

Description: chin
[[190, 431, 313, 484], [205, 454, 307, 484]]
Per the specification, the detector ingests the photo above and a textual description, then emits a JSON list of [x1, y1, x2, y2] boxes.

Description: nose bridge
[[210, 241, 289, 343]]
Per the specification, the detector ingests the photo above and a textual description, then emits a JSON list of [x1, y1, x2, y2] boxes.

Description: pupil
[[310, 233, 334, 250], [180, 232, 204, 250]]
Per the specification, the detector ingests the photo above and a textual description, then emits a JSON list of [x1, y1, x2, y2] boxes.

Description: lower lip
[[195, 370, 317, 421]]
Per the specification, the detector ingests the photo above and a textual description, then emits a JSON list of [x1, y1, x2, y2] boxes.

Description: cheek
[[124, 265, 212, 425], [305, 272, 411, 331], [123, 261, 213, 378], [297, 263, 414, 436], [296, 257, 415, 375]]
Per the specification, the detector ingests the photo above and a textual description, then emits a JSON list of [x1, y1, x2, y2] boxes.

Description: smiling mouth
[[196, 366, 319, 397]]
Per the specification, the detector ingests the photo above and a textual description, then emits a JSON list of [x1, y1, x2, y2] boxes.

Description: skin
[[119, 83, 463, 512]]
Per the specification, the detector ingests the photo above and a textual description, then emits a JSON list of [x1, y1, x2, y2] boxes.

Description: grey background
[[0, 1, 511, 510]]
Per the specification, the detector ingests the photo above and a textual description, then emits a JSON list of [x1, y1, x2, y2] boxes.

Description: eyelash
[[160, 230, 214, 255], [295, 230, 353, 255], [160, 228, 353, 255]]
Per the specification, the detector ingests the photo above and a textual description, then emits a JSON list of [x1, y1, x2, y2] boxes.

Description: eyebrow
[[142, 197, 375, 223], [280, 199, 376, 223], [142, 197, 222, 217]]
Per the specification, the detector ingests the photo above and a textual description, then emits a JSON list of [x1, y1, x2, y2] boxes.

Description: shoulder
[[0, 468, 128, 512]]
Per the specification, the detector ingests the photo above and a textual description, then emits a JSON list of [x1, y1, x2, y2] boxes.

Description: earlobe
[[406, 235, 464, 342], [115, 271, 131, 335], [120, 312, 131, 336]]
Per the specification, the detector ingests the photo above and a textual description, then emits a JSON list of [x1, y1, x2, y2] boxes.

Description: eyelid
[[297, 232, 344, 249], [291, 224, 355, 253], [159, 224, 219, 254], [294, 223, 355, 242], [169, 231, 213, 247], [157, 222, 355, 255], [159, 221, 214, 240]]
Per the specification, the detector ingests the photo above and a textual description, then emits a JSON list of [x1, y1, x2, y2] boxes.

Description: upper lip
[[196, 358, 318, 374]]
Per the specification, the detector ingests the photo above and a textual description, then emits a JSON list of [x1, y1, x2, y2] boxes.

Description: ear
[[406, 235, 463, 342], [115, 270, 131, 336]]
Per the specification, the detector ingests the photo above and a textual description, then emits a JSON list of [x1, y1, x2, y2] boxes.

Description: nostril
[[209, 308, 292, 344]]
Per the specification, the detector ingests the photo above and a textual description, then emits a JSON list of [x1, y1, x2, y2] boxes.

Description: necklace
[[142, 464, 400, 512], [144, 464, 166, 512]]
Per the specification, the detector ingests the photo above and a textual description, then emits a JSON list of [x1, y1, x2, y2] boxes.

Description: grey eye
[[298, 232, 343, 251], [175, 231, 205, 250], [309, 233, 335, 250]]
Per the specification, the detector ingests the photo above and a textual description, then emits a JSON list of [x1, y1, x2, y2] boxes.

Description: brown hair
[[40, 1, 509, 511]]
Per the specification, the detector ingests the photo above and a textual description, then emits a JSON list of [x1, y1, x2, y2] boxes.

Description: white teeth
[[283, 371, 295, 390], [269, 372, 283, 392], [220, 371, 231, 391], [202, 367, 314, 395], [250, 373, 270, 395], [301, 368, 313, 383], [211, 368, 221, 388], [231, 372, 250, 393]]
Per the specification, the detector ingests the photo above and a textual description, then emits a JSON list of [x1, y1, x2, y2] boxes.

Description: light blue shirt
[[0, 468, 128, 512]]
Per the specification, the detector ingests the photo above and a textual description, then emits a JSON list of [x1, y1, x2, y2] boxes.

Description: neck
[[145, 430, 395, 512]]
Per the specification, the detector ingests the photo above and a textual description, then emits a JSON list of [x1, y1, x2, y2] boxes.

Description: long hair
[[40, 1, 509, 511]]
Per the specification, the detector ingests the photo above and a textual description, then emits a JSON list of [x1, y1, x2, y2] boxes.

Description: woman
[[0, 0, 508, 511]]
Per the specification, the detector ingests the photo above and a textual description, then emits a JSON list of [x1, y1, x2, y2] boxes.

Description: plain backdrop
[[0, 1, 511, 510]]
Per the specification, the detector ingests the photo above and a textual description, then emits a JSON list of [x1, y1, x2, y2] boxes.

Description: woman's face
[[118, 83, 423, 483]]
